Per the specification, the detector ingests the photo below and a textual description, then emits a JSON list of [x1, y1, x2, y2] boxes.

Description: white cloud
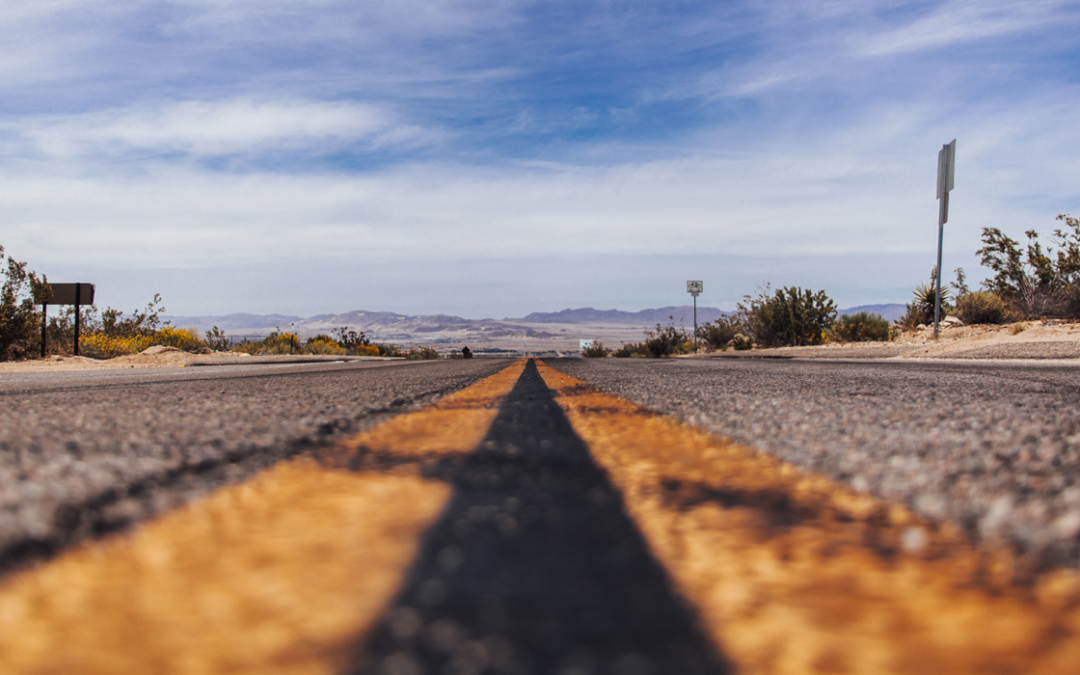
[[856, 0, 1071, 57], [3, 99, 432, 160]]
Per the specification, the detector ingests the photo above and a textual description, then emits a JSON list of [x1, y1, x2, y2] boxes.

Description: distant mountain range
[[163, 303, 907, 339], [507, 306, 728, 325], [839, 304, 906, 322]]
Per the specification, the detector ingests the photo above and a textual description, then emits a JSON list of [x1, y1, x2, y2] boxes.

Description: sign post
[[41, 283, 95, 357], [687, 280, 703, 352], [934, 139, 956, 338]]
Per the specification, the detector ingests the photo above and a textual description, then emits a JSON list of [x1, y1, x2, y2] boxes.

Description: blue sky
[[2, 0, 1078, 318]]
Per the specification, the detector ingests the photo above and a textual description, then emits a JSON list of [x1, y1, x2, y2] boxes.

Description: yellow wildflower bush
[[356, 344, 380, 357], [79, 334, 153, 358], [303, 338, 346, 355], [149, 326, 205, 352]]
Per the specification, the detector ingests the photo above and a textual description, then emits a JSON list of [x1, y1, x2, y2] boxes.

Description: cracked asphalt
[[0, 358, 511, 575]]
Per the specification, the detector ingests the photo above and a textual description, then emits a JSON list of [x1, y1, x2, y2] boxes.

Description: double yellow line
[[0, 359, 1077, 674]]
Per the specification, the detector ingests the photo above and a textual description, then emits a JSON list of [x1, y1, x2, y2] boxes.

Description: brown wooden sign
[[45, 283, 95, 305], [41, 283, 95, 357]]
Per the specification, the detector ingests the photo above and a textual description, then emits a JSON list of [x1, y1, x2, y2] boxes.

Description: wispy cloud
[[856, 0, 1071, 57], [4, 99, 432, 161], [1, 1, 1078, 316]]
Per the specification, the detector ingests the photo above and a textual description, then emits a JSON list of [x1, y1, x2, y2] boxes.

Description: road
[[555, 356, 1080, 571], [0, 358, 511, 574], [1, 356, 1079, 674]]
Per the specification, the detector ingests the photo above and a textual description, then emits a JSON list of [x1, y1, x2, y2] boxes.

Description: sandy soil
[[0, 346, 389, 373], [706, 320, 1080, 361], [4, 320, 1080, 373]]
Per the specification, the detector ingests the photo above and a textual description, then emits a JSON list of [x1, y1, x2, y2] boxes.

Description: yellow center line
[[534, 359, 1080, 675], [0, 360, 527, 675]]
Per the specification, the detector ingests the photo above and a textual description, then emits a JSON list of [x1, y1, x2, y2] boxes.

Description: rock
[[140, 345, 182, 355], [943, 315, 965, 326]]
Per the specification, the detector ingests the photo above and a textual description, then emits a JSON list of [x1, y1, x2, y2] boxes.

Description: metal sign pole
[[686, 280, 703, 353], [74, 282, 81, 357], [41, 303, 47, 358], [933, 140, 956, 339]]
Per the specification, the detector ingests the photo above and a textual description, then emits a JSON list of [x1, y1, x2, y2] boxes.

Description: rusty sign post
[[41, 283, 95, 357]]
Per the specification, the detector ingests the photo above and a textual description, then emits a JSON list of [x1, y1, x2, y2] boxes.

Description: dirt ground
[[704, 320, 1080, 361], [0, 346, 392, 373], [3, 320, 1080, 374]]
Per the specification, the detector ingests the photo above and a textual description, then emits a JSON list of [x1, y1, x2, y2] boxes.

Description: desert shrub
[[333, 326, 370, 350], [78, 334, 153, 358], [697, 315, 744, 351], [99, 294, 166, 337], [406, 346, 439, 360], [149, 326, 205, 352], [262, 329, 302, 355], [304, 337, 346, 355], [231, 339, 263, 355], [642, 319, 692, 357], [977, 214, 1080, 319], [953, 291, 1012, 325], [899, 274, 952, 327], [739, 285, 836, 347], [731, 333, 754, 350], [0, 244, 51, 360], [356, 344, 381, 356], [374, 343, 401, 357], [77, 326, 204, 358], [205, 326, 231, 352], [831, 311, 890, 342], [581, 340, 611, 357], [613, 342, 649, 358]]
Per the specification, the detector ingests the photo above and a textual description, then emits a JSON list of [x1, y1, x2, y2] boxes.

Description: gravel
[[0, 359, 510, 575], [549, 357, 1080, 570]]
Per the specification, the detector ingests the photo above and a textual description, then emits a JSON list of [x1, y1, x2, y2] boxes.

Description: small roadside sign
[[933, 139, 956, 337], [686, 280, 703, 296], [45, 283, 95, 305]]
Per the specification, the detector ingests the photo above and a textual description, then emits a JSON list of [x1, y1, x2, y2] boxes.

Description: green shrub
[[642, 319, 692, 357], [899, 275, 952, 327], [977, 214, 1080, 319], [739, 285, 836, 347], [613, 342, 649, 358], [831, 311, 890, 342], [231, 339, 263, 355], [731, 333, 754, 350], [262, 329, 302, 355], [375, 343, 401, 357], [406, 346, 439, 360], [697, 315, 744, 351], [953, 291, 1012, 325], [205, 326, 231, 352], [581, 340, 611, 358], [0, 244, 50, 360]]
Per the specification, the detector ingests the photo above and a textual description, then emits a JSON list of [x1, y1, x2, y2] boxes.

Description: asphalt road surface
[[553, 356, 1080, 571], [0, 358, 511, 575], [3, 356, 1080, 674]]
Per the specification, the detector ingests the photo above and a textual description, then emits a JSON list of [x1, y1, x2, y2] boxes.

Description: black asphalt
[[552, 357, 1080, 571], [0, 359, 511, 576]]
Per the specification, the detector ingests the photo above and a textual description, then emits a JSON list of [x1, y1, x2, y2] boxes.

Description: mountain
[[509, 306, 728, 325], [161, 313, 303, 331], [838, 304, 907, 322]]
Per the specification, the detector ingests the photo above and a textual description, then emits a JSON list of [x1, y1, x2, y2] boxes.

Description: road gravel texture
[[0, 359, 510, 575], [552, 357, 1080, 571]]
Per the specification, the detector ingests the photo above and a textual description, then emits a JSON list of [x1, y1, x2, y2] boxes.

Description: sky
[[1, 0, 1078, 318]]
